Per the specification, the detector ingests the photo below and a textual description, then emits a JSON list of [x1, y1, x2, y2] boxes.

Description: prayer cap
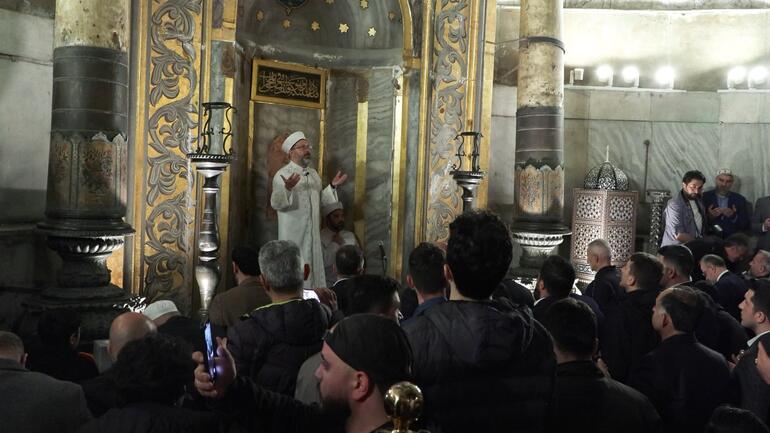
[[142, 300, 179, 321], [322, 201, 344, 218]]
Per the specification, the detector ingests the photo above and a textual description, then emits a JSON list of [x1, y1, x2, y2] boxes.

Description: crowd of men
[[3, 165, 770, 432]]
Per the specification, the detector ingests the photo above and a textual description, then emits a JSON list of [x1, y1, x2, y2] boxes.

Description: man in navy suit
[[628, 287, 730, 433], [702, 169, 750, 238]]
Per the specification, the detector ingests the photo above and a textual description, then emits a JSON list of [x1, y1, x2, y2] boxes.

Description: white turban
[[322, 201, 344, 217], [282, 131, 306, 154]]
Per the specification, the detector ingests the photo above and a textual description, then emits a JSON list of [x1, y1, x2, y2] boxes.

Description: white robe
[[271, 161, 338, 289], [320, 227, 359, 287]]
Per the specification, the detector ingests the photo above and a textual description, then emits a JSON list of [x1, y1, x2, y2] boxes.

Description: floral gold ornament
[[311, 21, 320, 31], [368, 26, 376, 37], [360, 0, 368, 9], [282, 19, 291, 29], [256, 10, 264, 21], [339, 22, 349, 33]]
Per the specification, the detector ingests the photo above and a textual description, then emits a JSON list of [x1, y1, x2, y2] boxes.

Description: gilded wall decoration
[[425, 0, 469, 243], [514, 163, 564, 220], [141, 0, 203, 310], [251, 59, 326, 109]]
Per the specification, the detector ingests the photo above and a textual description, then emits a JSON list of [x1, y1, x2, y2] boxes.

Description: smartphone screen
[[203, 320, 217, 382]]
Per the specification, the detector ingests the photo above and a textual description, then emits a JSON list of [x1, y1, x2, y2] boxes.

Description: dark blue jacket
[[702, 190, 750, 237], [403, 299, 555, 433]]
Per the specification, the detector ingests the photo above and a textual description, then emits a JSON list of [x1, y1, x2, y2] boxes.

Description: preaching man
[[271, 131, 347, 289]]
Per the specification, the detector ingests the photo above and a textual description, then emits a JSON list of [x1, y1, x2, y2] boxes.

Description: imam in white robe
[[271, 161, 337, 289]]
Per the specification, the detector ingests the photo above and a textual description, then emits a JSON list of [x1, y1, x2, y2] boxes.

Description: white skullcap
[[322, 201, 344, 217], [282, 131, 306, 154], [716, 168, 733, 177], [142, 300, 179, 321]]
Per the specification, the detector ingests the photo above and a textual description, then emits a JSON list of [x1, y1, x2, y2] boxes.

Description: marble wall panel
[[718, 124, 769, 204], [587, 120, 652, 228], [565, 88, 590, 119], [719, 92, 763, 124], [324, 73, 358, 212], [589, 90, 651, 121], [760, 94, 770, 124], [363, 69, 396, 275], [648, 122, 721, 192], [489, 115, 516, 221], [401, 70, 422, 277], [651, 92, 720, 123], [250, 103, 320, 248], [491, 84, 518, 117]]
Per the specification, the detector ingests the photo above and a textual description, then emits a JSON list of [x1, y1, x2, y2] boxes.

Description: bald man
[[82, 312, 157, 417], [107, 312, 157, 362], [584, 239, 623, 312]]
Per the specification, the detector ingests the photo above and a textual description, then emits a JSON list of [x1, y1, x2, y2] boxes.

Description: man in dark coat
[[702, 169, 750, 238], [532, 255, 604, 327], [731, 279, 770, 423], [79, 334, 221, 433], [701, 253, 748, 321], [686, 233, 751, 281], [401, 242, 447, 325], [584, 238, 623, 311], [402, 211, 555, 433], [0, 331, 92, 433], [601, 252, 663, 383], [209, 245, 270, 329], [628, 287, 730, 433], [542, 298, 661, 433], [331, 244, 365, 316], [228, 240, 330, 396]]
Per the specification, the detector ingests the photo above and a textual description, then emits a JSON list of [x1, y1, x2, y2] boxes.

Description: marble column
[[511, 0, 570, 276], [34, 0, 133, 340]]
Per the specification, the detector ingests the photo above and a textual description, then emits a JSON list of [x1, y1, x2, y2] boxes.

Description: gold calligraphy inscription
[[251, 59, 327, 109]]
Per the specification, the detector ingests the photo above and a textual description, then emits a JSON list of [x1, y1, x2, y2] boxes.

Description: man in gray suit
[[0, 330, 92, 433], [662, 170, 707, 247], [754, 195, 770, 252]]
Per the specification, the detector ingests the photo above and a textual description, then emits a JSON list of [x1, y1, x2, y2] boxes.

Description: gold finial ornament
[[382, 382, 425, 433]]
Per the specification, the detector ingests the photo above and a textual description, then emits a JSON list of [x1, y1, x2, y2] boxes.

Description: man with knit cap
[[194, 314, 414, 433], [271, 131, 348, 289]]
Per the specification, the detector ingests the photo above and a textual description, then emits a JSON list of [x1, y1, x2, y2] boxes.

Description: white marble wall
[[489, 84, 770, 247]]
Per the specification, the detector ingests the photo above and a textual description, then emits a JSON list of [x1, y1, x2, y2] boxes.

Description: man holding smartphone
[[194, 314, 413, 433]]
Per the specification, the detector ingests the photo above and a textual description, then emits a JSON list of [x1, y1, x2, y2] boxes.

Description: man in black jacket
[[228, 240, 330, 396], [628, 287, 730, 433], [402, 210, 555, 433], [584, 238, 623, 311], [701, 253, 748, 321], [601, 252, 662, 383], [542, 298, 661, 433], [194, 314, 414, 433], [731, 279, 770, 423], [532, 255, 604, 327]]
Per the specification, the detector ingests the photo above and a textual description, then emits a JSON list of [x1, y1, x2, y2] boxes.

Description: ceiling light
[[749, 66, 768, 89], [621, 66, 640, 88], [727, 66, 747, 89], [655, 66, 675, 90], [596, 65, 614, 86]]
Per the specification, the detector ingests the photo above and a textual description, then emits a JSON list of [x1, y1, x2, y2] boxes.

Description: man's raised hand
[[193, 337, 236, 399], [331, 171, 348, 188], [281, 173, 301, 191]]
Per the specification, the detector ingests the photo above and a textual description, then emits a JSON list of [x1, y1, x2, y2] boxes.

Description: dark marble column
[[511, 0, 571, 276], [32, 0, 133, 341]]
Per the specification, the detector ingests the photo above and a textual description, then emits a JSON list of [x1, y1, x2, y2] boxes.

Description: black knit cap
[[324, 314, 413, 393]]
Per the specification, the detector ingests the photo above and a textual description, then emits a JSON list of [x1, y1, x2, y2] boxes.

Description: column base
[[511, 224, 571, 278]]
